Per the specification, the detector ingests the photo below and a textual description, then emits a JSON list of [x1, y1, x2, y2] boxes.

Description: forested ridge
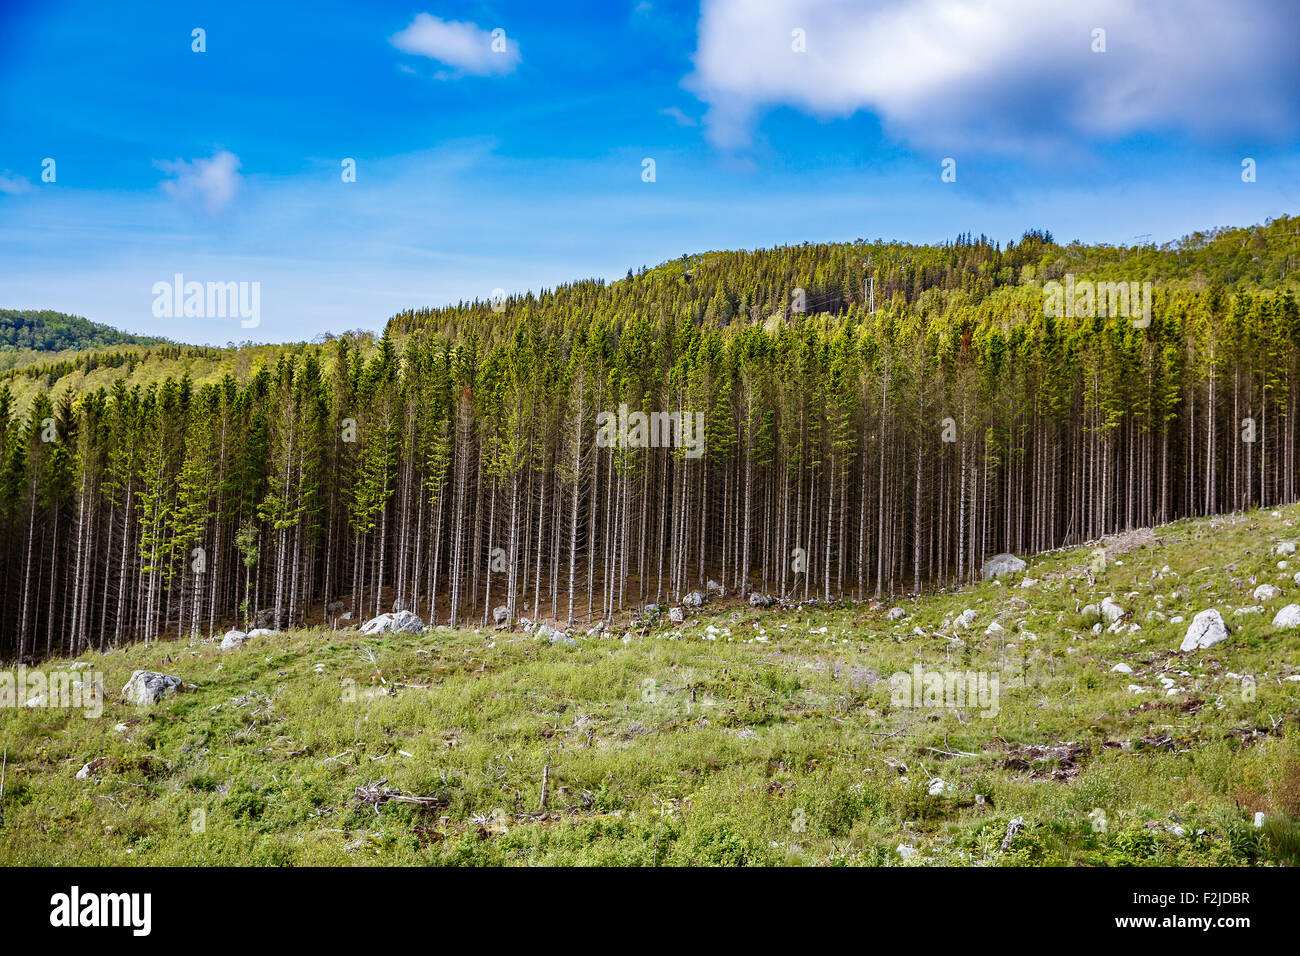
[[0, 309, 166, 353], [2, 216, 1300, 663]]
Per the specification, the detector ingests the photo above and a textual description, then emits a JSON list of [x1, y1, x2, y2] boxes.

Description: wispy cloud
[[0, 171, 34, 196], [686, 0, 1300, 154], [155, 151, 242, 214], [389, 14, 520, 77], [660, 106, 697, 127]]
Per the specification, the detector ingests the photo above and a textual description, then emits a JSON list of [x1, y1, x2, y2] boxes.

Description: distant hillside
[[0, 308, 167, 352]]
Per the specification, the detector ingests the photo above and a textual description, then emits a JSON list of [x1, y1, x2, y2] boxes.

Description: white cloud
[[0, 172, 34, 196], [686, 0, 1300, 153], [661, 106, 698, 127], [156, 151, 241, 214], [389, 14, 520, 76]]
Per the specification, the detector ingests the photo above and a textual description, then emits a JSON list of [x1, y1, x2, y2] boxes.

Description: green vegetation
[[3, 217, 1300, 662], [0, 309, 166, 354], [1, 504, 1298, 865]]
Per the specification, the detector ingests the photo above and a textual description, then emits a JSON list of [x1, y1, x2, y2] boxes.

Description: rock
[[247, 628, 278, 638], [586, 621, 605, 637], [76, 759, 103, 779], [749, 592, 776, 608], [254, 608, 276, 629], [981, 553, 1026, 580], [885, 607, 905, 621], [359, 610, 425, 635], [1234, 606, 1264, 616], [707, 579, 725, 595], [339, 611, 354, 622], [985, 621, 1004, 635], [325, 601, 346, 615], [1145, 610, 1166, 623], [392, 597, 409, 613], [955, 609, 978, 629], [1170, 615, 1184, 624], [1019, 577, 1038, 589], [643, 604, 663, 616], [220, 629, 249, 650], [1253, 584, 1282, 601], [122, 670, 182, 706], [682, 590, 706, 608], [1082, 604, 1098, 619], [896, 844, 919, 860], [1100, 597, 1125, 623], [1255, 812, 1266, 827], [1110, 663, 1133, 674], [1272, 604, 1300, 630], [669, 606, 685, 624], [1000, 817, 1026, 852], [1277, 542, 1296, 555], [538, 624, 575, 646], [1179, 609, 1228, 652], [928, 777, 954, 796], [493, 605, 510, 626]]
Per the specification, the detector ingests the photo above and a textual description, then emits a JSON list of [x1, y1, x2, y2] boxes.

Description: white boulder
[[1179, 609, 1228, 652], [1272, 604, 1300, 630], [981, 553, 1026, 580], [359, 610, 425, 635], [122, 670, 182, 706]]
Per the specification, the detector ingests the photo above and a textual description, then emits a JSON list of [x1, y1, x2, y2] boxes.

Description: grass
[[3, 505, 1300, 866]]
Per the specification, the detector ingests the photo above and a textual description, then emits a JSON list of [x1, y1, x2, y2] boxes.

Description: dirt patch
[[1101, 527, 1161, 558], [1000, 741, 1088, 781]]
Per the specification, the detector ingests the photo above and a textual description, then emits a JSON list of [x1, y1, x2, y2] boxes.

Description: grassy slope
[[3, 507, 1300, 867]]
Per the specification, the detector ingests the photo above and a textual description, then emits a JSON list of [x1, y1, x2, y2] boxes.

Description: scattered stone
[[682, 590, 706, 608], [1100, 597, 1125, 623], [1179, 609, 1228, 652], [1111, 663, 1133, 674], [749, 593, 776, 608], [1277, 542, 1296, 555], [359, 610, 425, 635], [896, 844, 919, 860], [493, 605, 510, 626], [122, 670, 183, 706], [220, 629, 249, 650], [1253, 583, 1282, 601], [247, 628, 278, 638], [982, 553, 1026, 580], [538, 624, 576, 647], [1000, 817, 1026, 852], [885, 606, 905, 621], [669, 606, 684, 624], [955, 609, 978, 629], [707, 579, 724, 595], [1235, 606, 1264, 616], [1272, 604, 1300, 630], [928, 778, 955, 796]]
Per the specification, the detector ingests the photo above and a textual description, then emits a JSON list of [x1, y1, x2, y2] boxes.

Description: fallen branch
[[352, 779, 447, 815]]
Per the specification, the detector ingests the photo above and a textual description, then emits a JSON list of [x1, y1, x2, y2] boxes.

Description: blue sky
[[1, 0, 1297, 345]]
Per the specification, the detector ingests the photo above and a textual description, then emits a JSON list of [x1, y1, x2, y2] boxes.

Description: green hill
[[0, 309, 167, 353]]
